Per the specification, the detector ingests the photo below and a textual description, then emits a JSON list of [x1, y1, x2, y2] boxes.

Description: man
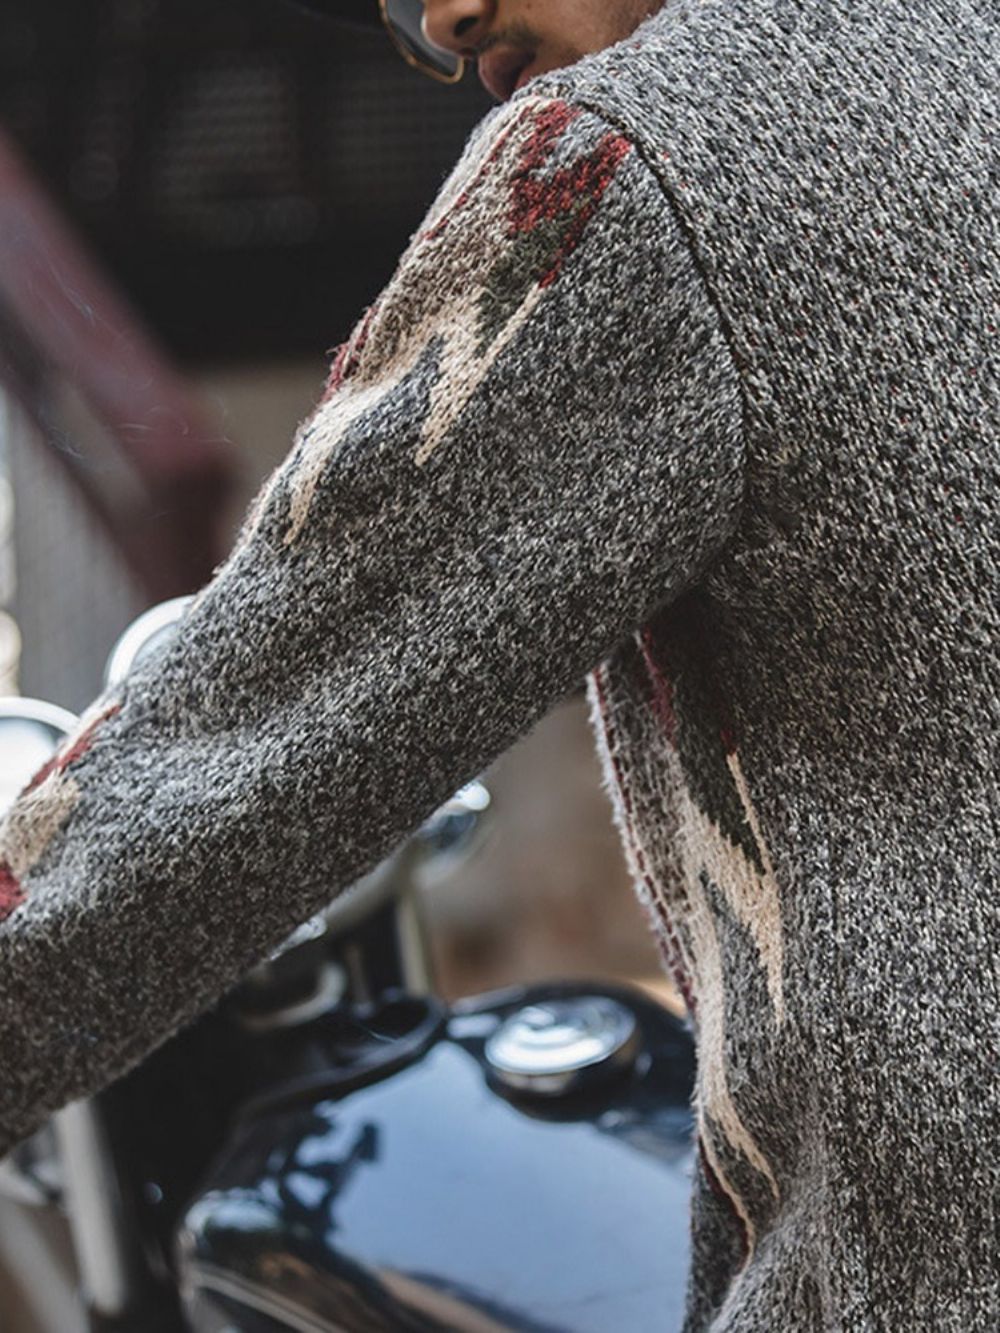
[[1, 0, 996, 1327]]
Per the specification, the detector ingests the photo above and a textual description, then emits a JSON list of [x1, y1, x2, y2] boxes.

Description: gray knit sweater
[[1, 1, 997, 1327]]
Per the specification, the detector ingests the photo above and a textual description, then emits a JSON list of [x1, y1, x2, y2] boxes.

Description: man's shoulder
[[522, 0, 991, 173]]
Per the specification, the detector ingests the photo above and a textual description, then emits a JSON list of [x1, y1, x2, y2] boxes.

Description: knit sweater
[[1, 1, 997, 1327]]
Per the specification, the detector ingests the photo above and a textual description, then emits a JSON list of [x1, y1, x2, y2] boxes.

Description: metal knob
[[104, 596, 192, 688], [0, 698, 77, 815], [485, 996, 639, 1099]]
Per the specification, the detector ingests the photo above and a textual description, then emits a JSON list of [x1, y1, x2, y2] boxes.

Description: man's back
[[533, 1, 998, 1324]]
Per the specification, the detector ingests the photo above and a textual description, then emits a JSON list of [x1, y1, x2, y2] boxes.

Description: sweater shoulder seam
[[528, 88, 750, 473]]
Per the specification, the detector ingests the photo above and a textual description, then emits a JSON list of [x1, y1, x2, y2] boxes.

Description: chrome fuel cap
[[485, 996, 639, 1098]]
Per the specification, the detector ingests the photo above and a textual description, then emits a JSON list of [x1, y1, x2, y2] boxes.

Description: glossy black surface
[[178, 983, 696, 1332]]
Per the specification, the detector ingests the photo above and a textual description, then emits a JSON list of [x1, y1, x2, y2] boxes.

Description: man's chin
[[478, 47, 585, 102], [477, 46, 536, 101]]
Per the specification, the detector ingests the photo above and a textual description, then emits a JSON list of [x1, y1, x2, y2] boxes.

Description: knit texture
[[534, 1, 999, 1327], [0, 95, 744, 1198], [1, 2, 998, 1328]]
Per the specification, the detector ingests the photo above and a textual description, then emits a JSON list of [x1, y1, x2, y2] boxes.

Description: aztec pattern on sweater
[[0, 91, 745, 1209], [0, 2, 997, 1329], [533, 1, 999, 1327], [0, 99, 695, 921]]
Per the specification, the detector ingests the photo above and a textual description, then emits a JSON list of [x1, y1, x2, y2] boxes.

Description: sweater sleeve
[[0, 95, 743, 1154]]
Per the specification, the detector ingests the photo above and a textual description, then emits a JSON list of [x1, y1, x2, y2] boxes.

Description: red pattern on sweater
[[592, 666, 697, 1017], [417, 99, 632, 292], [420, 106, 530, 244], [321, 296, 385, 403], [24, 703, 121, 795], [0, 703, 120, 923], [0, 862, 25, 923], [645, 614, 740, 756], [509, 102, 632, 287], [639, 626, 678, 746]]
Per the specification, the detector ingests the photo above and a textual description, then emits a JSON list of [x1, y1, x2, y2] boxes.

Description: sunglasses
[[380, 0, 466, 82], [296, 1, 465, 83]]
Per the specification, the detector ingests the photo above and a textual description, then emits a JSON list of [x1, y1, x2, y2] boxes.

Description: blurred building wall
[[1, 390, 146, 712]]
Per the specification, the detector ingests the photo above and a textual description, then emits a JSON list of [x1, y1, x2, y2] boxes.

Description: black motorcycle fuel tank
[[176, 981, 696, 1332]]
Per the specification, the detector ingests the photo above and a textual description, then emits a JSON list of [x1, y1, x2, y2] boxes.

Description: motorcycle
[[0, 600, 696, 1333]]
